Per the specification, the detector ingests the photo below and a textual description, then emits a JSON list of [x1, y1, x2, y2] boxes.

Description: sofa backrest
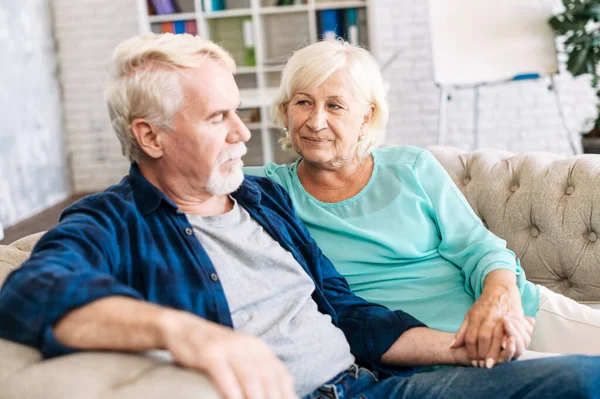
[[2, 147, 600, 305], [429, 146, 600, 305], [0, 232, 45, 287]]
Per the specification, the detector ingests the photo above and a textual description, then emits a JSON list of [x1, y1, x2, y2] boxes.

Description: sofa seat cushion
[[0, 339, 219, 399]]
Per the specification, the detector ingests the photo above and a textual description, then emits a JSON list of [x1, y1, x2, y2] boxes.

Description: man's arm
[[381, 327, 466, 366], [53, 296, 296, 399], [381, 317, 529, 368]]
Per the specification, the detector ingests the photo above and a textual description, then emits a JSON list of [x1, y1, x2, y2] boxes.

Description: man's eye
[[212, 114, 225, 123]]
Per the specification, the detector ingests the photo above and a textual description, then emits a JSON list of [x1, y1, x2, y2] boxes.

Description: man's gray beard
[[205, 163, 244, 196]]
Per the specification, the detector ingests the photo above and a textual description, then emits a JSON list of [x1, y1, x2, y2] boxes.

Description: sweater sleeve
[[412, 150, 525, 299]]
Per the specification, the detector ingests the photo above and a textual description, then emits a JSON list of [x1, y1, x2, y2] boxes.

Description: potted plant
[[549, 0, 600, 153]]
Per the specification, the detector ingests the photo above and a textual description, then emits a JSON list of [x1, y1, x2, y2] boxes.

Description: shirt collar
[[127, 163, 262, 216]]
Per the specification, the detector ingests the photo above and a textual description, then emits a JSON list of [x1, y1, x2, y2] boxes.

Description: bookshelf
[[138, 0, 373, 165]]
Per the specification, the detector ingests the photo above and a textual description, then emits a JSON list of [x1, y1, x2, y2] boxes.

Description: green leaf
[[567, 47, 591, 76]]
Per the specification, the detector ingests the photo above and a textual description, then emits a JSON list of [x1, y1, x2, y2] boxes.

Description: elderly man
[[0, 33, 598, 399]]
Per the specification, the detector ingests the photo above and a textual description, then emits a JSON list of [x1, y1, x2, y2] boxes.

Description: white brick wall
[[52, 0, 597, 193], [51, 0, 138, 193]]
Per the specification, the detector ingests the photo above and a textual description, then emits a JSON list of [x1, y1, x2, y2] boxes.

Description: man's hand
[[160, 310, 295, 399]]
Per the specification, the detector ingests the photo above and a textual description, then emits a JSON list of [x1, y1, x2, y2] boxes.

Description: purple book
[[150, 0, 177, 15]]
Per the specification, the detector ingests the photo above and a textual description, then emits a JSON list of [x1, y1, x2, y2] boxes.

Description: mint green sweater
[[244, 146, 539, 332]]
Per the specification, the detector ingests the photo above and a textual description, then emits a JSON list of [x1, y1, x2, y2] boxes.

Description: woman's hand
[[450, 315, 535, 368], [450, 269, 527, 367]]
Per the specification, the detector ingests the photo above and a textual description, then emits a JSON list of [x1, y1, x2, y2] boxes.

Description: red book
[[161, 22, 175, 33], [185, 20, 198, 35]]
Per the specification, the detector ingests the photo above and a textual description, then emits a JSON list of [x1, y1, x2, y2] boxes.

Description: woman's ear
[[131, 118, 164, 159], [361, 105, 375, 132], [282, 103, 289, 129]]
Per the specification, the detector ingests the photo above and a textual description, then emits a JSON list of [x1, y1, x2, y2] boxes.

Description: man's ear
[[131, 118, 164, 159]]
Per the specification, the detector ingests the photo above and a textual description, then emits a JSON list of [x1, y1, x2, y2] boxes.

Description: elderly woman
[[244, 39, 600, 367]]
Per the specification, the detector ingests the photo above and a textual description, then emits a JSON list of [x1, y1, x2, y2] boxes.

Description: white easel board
[[428, 0, 559, 86]]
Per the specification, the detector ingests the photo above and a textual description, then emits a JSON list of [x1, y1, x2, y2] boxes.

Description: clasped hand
[[450, 285, 535, 369]]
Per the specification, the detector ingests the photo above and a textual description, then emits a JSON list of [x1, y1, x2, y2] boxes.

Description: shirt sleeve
[[412, 150, 526, 299], [0, 196, 144, 358]]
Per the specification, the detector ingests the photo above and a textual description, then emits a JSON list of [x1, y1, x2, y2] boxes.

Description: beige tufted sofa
[[0, 146, 599, 398], [429, 146, 600, 309]]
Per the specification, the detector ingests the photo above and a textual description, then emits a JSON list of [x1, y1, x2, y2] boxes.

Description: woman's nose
[[307, 109, 328, 132]]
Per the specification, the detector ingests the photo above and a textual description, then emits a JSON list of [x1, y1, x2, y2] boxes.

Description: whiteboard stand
[[436, 83, 482, 150], [436, 77, 579, 155]]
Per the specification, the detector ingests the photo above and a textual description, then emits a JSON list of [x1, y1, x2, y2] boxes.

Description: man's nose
[[228, 112, 251, 143]]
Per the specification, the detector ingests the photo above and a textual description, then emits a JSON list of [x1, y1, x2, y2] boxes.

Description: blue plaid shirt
[[0, 164, 424, 377]]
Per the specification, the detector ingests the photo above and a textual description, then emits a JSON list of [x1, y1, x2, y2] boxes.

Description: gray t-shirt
[[186, 199, 354, 397]]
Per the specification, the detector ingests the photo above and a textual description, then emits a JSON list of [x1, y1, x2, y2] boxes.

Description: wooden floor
[[1, 194, 90, 245]]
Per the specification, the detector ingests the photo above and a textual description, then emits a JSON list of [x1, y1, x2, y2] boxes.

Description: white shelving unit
[[137, 0, 373, 165]]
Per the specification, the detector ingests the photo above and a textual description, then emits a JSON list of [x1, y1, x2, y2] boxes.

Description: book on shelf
[[149, 0, 178, 15], [319, 9, 341, 41], [276, 0, 304, 5], [344, 8, 359, 45], [318, 9, 360, 44], [160, 22, 175, 33], [174, 20, 186, 34], [242, 17, 256, 67], [203, 0, 225, 12], [184, 20, 198, 35]]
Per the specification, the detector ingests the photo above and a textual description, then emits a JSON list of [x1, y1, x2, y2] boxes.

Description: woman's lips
[[302, 137, 331, 143]]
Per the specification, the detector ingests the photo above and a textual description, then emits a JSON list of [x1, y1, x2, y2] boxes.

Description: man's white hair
[[105, 33, 236, 162], [272, 39, 389, 159]]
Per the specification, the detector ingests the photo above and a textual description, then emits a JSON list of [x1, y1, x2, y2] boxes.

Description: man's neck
[[138, 162, 234, 216]]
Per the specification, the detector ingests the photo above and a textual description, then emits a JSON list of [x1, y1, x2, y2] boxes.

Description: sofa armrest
[[0, 338, 220, 399]]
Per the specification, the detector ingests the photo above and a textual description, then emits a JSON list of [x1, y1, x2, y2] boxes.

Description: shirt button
[[184, 227, 193, 236], [210, 273, 219, 282], [565, 186, 575, 195], [589, 232, 598, 243], [510, 184, 519, 193]]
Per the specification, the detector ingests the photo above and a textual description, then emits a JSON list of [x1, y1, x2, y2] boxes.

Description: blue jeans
[[303, 356, 600, 399]]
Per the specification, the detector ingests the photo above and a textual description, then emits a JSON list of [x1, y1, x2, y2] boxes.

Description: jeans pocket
[[358, 367, 378, 383]]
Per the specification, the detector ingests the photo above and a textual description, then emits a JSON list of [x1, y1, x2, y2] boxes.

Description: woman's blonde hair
[[272, 39, 389, 158], [105, 33, 236, 162]]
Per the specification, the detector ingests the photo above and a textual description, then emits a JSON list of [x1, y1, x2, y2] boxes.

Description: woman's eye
[[328, 103, 342, 110], [296, 100, 310, 106]]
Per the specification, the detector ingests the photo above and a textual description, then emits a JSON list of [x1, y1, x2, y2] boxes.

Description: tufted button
[[565, 186, 575, 195], [510, 184, 519, 193], [463, 177, 471, 185], [210, 273, 219, 282], [185, 227, 193, 236], [589, 232, 598, 242], [530, 227, 540, 237]]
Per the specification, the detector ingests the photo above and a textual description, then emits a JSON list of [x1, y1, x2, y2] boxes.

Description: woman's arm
[[412, 150, 530, 366]]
